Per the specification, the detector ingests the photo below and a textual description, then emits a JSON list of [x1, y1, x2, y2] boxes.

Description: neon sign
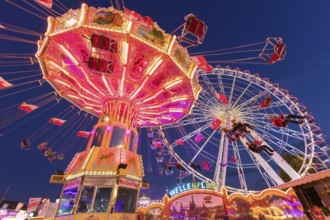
[[119, 178, 139, 189], [168, 182, 218, 197]]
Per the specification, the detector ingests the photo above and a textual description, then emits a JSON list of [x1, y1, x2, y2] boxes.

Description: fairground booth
[[137, 181, 308, 220]]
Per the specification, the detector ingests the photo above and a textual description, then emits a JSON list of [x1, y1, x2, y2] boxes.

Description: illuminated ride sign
[[118, 178, 139, 189], [168, 182, 218, 197]]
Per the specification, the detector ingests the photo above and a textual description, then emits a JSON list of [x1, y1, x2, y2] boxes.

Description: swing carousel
[[34, 3, 202, 219]]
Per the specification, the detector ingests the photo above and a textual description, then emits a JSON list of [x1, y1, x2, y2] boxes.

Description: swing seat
[[202, 160, 211, 170], [185, 16, 206, 39], [88, 57, 114, 74], [91, 34, 117, 53], [269, 41, 286, 64]]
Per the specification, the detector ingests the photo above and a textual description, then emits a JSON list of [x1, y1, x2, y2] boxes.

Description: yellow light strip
[[189, 65, 198, 79], [129, 33, 167, 54], [36, 37, 50, 58], [139, 96, 189, 110], [137, 90, 163, 104], [136, 117, 158, 125], [45, 17, 53, 36], [102, 75, 114, 96], [140, 111, 158, 115], [168, 109, 184, 113], [170, 96, 189, 103], [141, 108, 184, 115], [78, 3, 88, 27], [129, 76, 149, 101], [148, 59, 163, 76], [80, 67, 106, 96], [84, 106, 102, 113], [59, 45, 79, 65], [49, 61, 101, 100], [80, 93, 100, 103], [49, 61, 71, 76], [123, 42, 129, 65], [57, 80, 100, 103], [129, 58, 163, 101], [119, 41, 129, 97], [167, 35, 176, 55], [55, 79, 71, 88], [165, 79, 183, 89], [120, 66, 127, 97], [162, 116, 173, 121], [126, 21, 133, 32]]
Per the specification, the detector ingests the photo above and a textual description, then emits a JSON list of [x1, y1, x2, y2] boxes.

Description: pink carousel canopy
[[36, 4, 201, 126]]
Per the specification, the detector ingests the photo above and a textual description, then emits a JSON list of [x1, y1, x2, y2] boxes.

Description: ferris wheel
[[160, 67, 327, 193]]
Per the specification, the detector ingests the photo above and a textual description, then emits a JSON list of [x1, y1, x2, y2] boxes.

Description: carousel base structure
[[49, 146, 146, 220]]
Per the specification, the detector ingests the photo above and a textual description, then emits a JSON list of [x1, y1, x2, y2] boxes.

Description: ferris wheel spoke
[[169, 116, 211, 128], [228, 75, 237, 104], [195, 98, 218, 112], [170, 123, 211, 147], [200, 75, 218, 97], [185, 138, 218, 161], [259, 130, 306, 155], [199, 93, 224, 111], [190, 129, 217, 163], [235, 91, 267, 110], [241, 100, 286, 115], [266, 100, 290, 110], [200, 77, 226, 110], [232, 81, 253, 108], [208, 134, 224, 146]]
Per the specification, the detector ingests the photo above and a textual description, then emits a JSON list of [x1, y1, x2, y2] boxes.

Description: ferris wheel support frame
[[233, 142, 248, 192], [249, 130, 301, 180], [219, 136, 229, 189], [213, 131, 226, 187], [241, 137, 284, 185], [218, 113, 232, 189]]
